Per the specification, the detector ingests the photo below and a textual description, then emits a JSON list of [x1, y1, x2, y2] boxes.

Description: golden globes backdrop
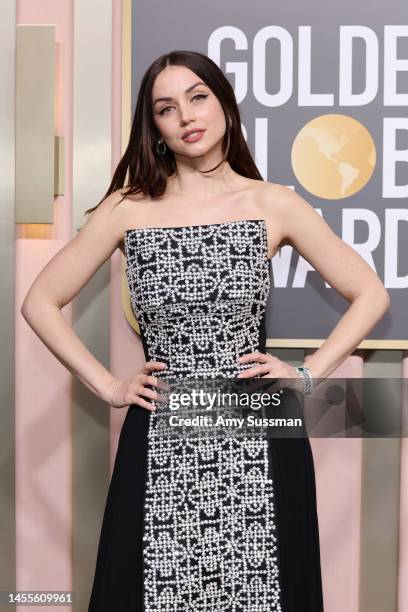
[[129, 2, 408, 348]]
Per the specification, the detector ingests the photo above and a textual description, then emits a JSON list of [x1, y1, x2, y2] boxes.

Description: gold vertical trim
[[54, 135, 65, 196]]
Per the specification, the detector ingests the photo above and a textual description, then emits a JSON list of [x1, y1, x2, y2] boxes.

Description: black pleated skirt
[[88, 390, 324, 611]]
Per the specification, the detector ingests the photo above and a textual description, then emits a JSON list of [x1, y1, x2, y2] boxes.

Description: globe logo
[[291, 114, 376, 199]]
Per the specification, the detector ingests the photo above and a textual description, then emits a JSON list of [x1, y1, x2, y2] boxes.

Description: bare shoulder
[[85, 187, 131, 222], [249, 180, 293, 251], [90, 188, 149, 254], [256, 181, 321, 248], [256, 180, 298, 212], [73, 187, 137, 260], [112, 190, 151, 222]]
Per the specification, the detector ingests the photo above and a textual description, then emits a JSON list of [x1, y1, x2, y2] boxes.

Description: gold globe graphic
[[291, 114, 376, 199]]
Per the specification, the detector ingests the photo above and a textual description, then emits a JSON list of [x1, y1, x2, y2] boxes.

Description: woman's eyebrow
[[153, 81, 208, 106]]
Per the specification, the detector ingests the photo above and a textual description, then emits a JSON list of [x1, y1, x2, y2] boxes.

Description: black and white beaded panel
[[124, 219, 282, 611], [124, 219, 271, 379], [142, 435, 282, 611]]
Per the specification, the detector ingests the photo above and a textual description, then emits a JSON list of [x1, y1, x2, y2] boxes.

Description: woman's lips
[[182, 130, 205, 143]]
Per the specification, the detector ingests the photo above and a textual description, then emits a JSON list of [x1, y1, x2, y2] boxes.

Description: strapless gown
[[88, 219, 324, 611]]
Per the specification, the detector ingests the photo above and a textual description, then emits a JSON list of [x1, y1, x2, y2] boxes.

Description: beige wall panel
[[72, 1, 112, 610], [16, 25, 55, 223]]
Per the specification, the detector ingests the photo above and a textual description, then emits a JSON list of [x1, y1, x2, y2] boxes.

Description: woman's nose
[[179, 105, 195, 125]]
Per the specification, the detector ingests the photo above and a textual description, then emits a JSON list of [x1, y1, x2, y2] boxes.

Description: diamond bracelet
[[295, 365, 314, 395]]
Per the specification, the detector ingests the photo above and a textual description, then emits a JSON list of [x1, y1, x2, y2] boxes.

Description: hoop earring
[[155, 137, 167, 155]]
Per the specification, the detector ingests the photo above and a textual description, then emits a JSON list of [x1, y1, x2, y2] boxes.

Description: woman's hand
[[237, 351, 305, 394], [105, 360, 169, 410]]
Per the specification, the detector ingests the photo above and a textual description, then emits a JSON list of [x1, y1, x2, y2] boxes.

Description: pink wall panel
[[309, 352, 364, 611], [16, 241, 72, 611], [16, 1, 73, 609]]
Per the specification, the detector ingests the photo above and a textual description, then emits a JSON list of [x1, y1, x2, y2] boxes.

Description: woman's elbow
[[375, 285, 391, 314], [21, 295, 35, 321], [382, 288, 391, 310], [20, 289, 55, 321]]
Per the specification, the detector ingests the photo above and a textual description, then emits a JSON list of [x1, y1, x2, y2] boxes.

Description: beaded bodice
[[124, 219, 270, 379]]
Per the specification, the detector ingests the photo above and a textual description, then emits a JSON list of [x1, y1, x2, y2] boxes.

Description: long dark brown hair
[[85, 49, 263, 215]]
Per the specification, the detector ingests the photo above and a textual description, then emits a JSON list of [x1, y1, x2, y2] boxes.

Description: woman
[[21, 50, 390, 611]]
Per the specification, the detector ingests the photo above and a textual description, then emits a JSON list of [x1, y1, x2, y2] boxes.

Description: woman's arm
[[264, 183, 391, 380], [21, 189, 127, 403]]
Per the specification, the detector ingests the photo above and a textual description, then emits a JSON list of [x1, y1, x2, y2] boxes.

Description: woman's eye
[[158, 94, 208, 116], [192, 94, 208, 102]]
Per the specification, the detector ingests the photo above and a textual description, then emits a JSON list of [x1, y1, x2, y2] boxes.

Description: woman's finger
[[133, 395, 158, 411], [238, 351, 269, 364], [237, 363, 271, 378], [143, 360, 167, 373]]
